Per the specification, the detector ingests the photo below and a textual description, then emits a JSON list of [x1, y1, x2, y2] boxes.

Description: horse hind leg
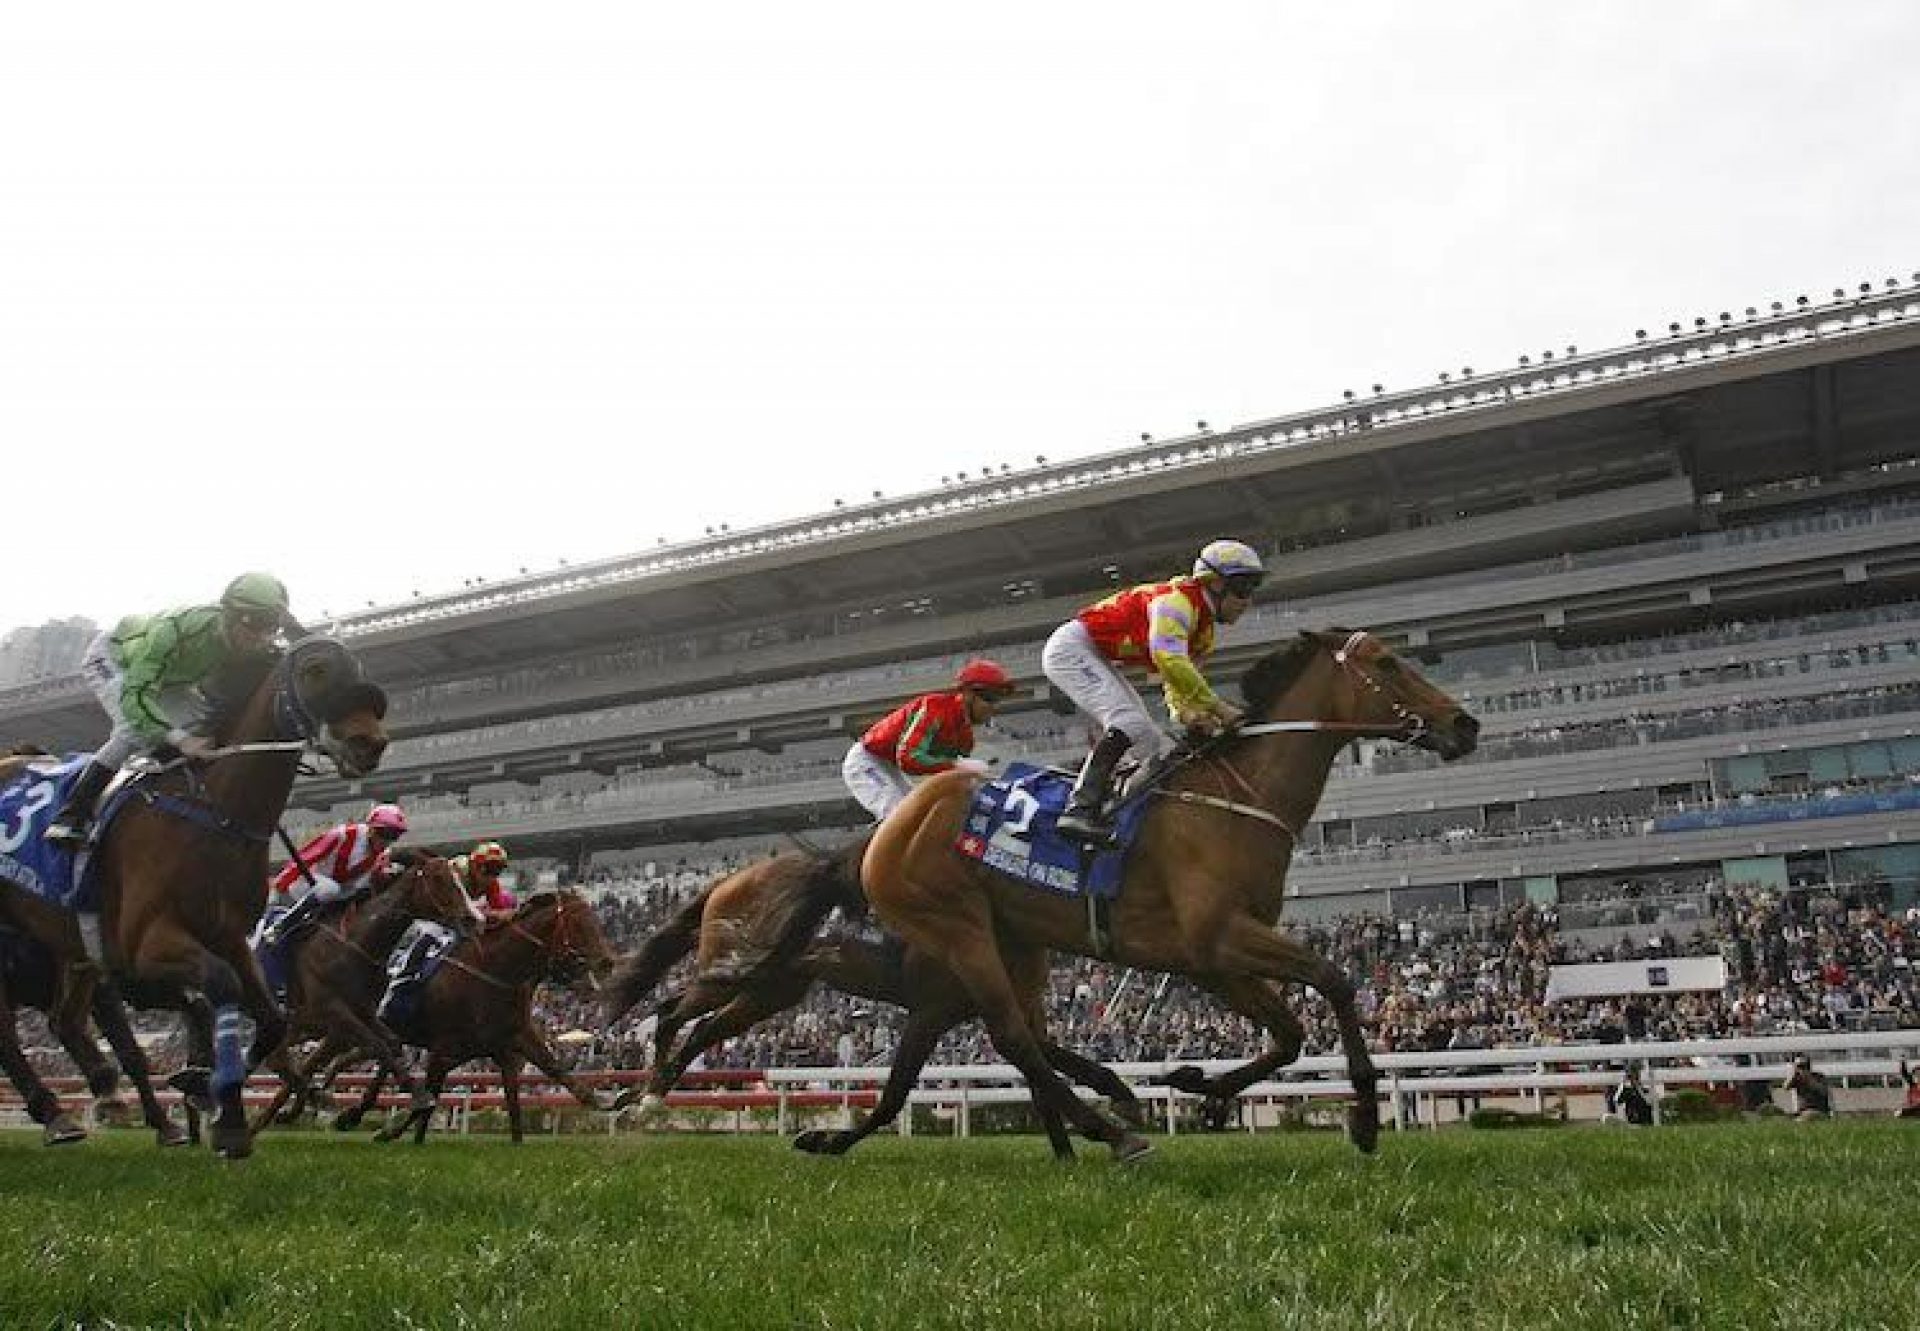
[[0, 990, 86, 1145], [794, 1000, 964, 1158], [903, 914, 1146, 1163]]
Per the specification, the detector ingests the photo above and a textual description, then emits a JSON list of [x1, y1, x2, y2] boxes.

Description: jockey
[[46, 572, 305, 849], [260, 803, 409, 945], [453, 840, 517, 923], [1041, 538, 1265, 845], [841, 659, 1015, 821]]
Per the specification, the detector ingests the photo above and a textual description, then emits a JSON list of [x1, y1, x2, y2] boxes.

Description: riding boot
[[44, 761, 116, 849], [262, 893, 322, 947], [1054, 728, 1133, 848]]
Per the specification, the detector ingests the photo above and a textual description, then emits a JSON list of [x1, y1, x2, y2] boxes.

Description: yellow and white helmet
[[1193, 539, 1265, 587]]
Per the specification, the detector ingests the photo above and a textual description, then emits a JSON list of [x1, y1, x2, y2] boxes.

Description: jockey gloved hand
[[172, 733, 215, 759], [955, 757, 992, 775]]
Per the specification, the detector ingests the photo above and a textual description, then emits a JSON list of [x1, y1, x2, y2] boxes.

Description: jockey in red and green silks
[[840, 659, 1017, 821], [45, 572, 305, 848]]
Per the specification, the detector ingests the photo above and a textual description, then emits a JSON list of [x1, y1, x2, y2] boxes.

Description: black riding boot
[[1054, 728, 1133, 848], [262, 892, 324, 947], [44, 761, 115, 849]]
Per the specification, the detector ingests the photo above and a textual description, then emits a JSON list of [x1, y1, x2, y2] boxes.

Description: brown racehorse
[[88, 638, 390, 1158], [605, 849, 1296, 1158], [246, 850, 471, 1135], [855, 629, 1478, 1162], [0, 928, 188, 1147], [325, 890, 618, 1144]]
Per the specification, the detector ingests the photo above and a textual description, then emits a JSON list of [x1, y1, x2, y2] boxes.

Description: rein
[[1149, 631, 1431, 839], [440, 901, 579, 993]]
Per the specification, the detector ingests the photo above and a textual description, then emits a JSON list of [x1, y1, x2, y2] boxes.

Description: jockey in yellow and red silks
[[1042, 538, 1265, 845], [453, 841, 518, 923]]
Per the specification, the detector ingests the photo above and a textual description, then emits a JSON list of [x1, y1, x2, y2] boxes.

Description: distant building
[[0, 618, 95, 690]]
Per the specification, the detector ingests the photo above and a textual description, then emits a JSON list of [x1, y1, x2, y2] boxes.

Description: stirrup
[[1055, 809, 1114, 849], [45, 818, 89, 848]]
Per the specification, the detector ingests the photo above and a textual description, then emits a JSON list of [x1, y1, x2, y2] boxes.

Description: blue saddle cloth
[[0, 755, 137, 913], [953, 762, 1153, 900], [253, 907, 295, 1000], [378, 926, 457, 1033]]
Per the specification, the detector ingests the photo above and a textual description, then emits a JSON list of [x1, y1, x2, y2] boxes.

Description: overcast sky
[[5, 2, 1917, 634]]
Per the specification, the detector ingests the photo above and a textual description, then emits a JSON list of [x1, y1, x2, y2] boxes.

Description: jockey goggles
[[1218, 571, 1264, 598]]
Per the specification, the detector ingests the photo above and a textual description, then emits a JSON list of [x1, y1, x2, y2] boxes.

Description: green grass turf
[[1, 1122, 1915, 1329]]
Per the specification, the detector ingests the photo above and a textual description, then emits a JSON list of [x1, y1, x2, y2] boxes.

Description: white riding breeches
[[842, 744, 914, 821], [81, 631, 205, 769], [1040, 620, 1170, 762], [280, 873, 345, 906]]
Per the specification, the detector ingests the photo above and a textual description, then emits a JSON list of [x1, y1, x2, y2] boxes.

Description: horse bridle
[[1159, 631, 1435, 838], [443, 897, 596, 992]]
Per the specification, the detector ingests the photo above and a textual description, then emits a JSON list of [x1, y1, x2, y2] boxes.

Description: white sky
[[5, 2, 1918, 633]]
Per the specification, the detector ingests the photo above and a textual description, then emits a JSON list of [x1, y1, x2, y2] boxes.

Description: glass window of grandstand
[[1389, 884, 1461, 917]]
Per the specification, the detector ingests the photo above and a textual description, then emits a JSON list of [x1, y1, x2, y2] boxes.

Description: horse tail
[[706, 830, 873, 988], [605, 882, 716, 1021]]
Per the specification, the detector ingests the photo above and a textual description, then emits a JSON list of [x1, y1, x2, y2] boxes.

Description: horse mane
[[1239, 632, 1327, 713], [385, 847, 433, 871], [200, 648, 283, 739]]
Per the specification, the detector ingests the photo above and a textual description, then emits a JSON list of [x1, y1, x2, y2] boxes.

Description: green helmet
[[221, 571, 291, 615]]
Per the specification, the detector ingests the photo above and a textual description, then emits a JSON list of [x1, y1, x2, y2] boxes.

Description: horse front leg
[[0, 988, 86, 1145], [1217, 915, 1379, 1153], [1158, 975, 1305, 1121], [495, 1053, 526, 1145], [85, 983, 189, 1145], [514, 1024, 611, 1113]]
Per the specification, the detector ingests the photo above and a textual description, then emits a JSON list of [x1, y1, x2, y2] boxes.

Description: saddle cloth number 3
[[0, 780, 57, 855]]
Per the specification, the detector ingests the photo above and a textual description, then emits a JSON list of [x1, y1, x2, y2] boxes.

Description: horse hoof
[[609, 1086, 640, 1112], [43, 1114, 88, 1146], [633, 1093, 668, 1125], [213, 1129, 253, 1160], [332, 1113, 364, 1133], [156, 1121, 192, 1148], [92, 1095, 135, 1128], [792, 1130, 847, 1156], [1111, 1133, 1154, 1166], [168, 1068, 215, 1113]]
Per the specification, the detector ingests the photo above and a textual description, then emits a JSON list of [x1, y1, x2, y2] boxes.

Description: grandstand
[[6, 281, 1920, 1069]]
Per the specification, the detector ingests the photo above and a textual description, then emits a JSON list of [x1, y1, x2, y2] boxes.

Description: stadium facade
[[7, 284, 1919, 939]]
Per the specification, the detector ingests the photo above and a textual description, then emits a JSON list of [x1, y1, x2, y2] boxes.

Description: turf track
[[1, 1122, 1915, 1329]]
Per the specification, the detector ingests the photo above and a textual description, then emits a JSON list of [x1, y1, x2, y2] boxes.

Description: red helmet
[[470, 841, 509, 873], [955, 659, 1013, 694]]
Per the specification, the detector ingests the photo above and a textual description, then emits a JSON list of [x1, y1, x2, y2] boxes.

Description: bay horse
[[0, 928, 187, 1147], [605, 848, 1297, 1158], [324, 890, 618, 1144], [246, 849, 471, 1135], [89, 638, 390, 1158], [853, 629, 1478, 1162]]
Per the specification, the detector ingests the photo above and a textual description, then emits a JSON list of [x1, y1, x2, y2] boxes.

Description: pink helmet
[[366, 803, 409, 836]]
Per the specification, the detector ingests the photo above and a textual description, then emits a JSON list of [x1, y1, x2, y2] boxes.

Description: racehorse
[[605, 847, 1300, 1157], [0, 927, 187, 1147], [246, 849, 471, 1135], [324, 890, 618, 1144], [851, 630, 1478, 1162], [86, 638, 389, 1158]]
